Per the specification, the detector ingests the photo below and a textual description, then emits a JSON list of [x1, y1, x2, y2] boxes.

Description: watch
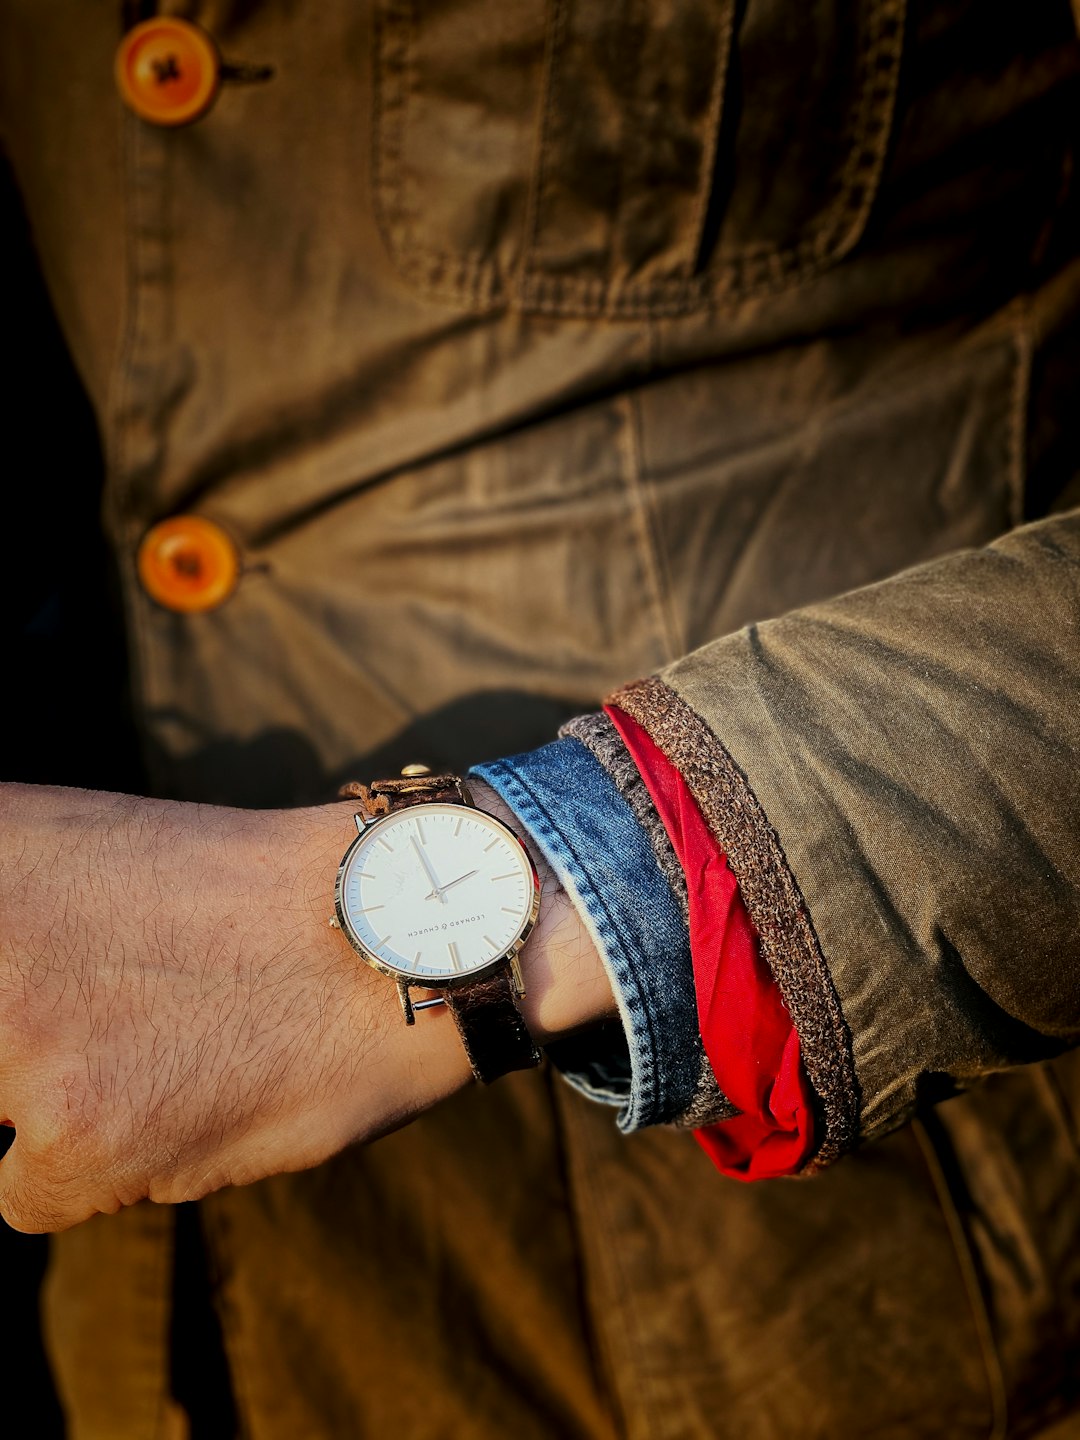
[[330, 765, 543, 1084]]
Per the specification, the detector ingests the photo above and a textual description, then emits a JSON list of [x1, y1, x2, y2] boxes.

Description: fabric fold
[[607, 676, 859, 1168], [608, 704, 816, 1178]]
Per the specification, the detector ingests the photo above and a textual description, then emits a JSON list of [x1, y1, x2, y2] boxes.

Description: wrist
[[466, 779, 615, 1046], [291, 775, 616, 1144], [286, 803, 476, 1135]]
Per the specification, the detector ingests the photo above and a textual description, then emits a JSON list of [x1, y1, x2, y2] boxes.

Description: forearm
[[0, 779, 611, 1231]]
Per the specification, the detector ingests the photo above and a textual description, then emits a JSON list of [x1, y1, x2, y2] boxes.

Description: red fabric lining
[[605, 704, 815, 1179]]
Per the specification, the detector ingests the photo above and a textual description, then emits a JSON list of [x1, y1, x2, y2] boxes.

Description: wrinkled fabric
[[607, 705, 816, 1179], [5, 0, 1080, 1435], [475, 738, 704, 1130], [612, 513, 1080, 1152]]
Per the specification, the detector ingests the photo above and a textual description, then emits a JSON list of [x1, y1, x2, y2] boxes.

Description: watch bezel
[[333, 801, 542, 990]]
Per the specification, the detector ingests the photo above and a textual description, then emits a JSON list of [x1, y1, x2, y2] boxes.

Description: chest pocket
[[373, 0, 905, 318]]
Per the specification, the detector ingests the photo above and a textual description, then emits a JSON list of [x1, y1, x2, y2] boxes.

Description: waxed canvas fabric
[[3, 0, 1080, 1435]]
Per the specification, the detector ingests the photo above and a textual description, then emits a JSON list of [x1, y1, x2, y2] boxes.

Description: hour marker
[[483, 935, 498, 950], [448, 941, 461, 971], [454, 816, 463, 837], [352, 871, 372, 880], [415, 817, 426, 844], [377, 837, 393, 852], [484, 838, 500, 852], [354, 904, 384, 914], [491, 872, 517, 881], [501, 906, 520, 915], [413, 951, 422, 965]]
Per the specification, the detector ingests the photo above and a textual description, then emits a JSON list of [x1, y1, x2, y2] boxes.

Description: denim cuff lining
[[473, 737, 699, 1132]]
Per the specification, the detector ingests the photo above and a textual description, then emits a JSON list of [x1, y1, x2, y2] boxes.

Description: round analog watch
[[331, 767, 542, 1083]]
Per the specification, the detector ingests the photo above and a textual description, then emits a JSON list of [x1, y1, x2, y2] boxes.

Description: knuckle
[[0, 1177, 58, 1234]]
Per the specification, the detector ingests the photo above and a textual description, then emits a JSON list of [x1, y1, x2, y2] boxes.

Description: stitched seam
[[372, 0, 501, 310], [519, 0, 569, 282], [104, 112, 149, 735], [811, 0, 907, 265], [518, 0, 907, 316], [199, 1200, 260, 1440], [608, 676, 859, 1165], [148, 1211, 179, 1440], [558, 715, 736, 1128], [619, 392, 684, 665], [486, 761, 662, 1126], [112, 113, 173, 802], [482, 760, 665, 1131], [1007, 295, 1034, 528], [632, 390, 686, 658], [1034, 1064, 1080, 1166], [560, 713, 689, 923], [603, 0, 637, 299], [911, 1120, 1010, 1440], [539, 1068, 626, 1440], [548, 1083, 652, 1440], [682, 0, 737, 276], [377, 0, 905, 318]]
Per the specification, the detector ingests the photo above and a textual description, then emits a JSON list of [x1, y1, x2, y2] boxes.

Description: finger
[[0, 1137, 101, 1235], [0, 1138, 47, 1233]]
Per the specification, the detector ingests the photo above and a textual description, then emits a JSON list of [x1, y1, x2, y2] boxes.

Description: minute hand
[[427, 869, 478, 900], [410, 836, 443, 895]]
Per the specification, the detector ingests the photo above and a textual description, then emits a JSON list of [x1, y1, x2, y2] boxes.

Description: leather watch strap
[[338, 772, 467, 814], [440, 969, 542, 1086]]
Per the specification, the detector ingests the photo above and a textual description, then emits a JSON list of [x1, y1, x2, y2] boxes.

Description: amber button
[[116, 18, 220, 127], [138, 516, 239, 613]]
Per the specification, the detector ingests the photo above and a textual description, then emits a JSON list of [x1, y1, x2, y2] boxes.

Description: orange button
[[138, 516, 239, 612], [116, 18, 220, 127]]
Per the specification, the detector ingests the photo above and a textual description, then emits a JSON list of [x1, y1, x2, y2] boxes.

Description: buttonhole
[[219, 61, 276, 85]]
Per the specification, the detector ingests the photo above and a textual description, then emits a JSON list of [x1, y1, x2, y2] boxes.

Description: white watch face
[[337, 803, 538, 983]]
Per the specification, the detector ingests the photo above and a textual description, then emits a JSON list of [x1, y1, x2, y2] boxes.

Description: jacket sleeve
[[610, 508, 1080, 1166]]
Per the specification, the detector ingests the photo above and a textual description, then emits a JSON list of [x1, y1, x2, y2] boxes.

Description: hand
[[0, 781, 613, 1232], [410, 833, 444, 900], [425, 868, 477, 901], [0, 784, 406, 1233]]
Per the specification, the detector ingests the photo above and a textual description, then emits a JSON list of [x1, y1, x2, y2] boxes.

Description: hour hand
[[426, 868, 477, 901]]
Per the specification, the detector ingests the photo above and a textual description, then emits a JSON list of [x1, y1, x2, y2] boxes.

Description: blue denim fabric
[[472, 737, 698, 1132]]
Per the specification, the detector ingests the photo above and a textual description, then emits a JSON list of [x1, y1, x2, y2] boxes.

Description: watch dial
[[338, 803, 537, 981]]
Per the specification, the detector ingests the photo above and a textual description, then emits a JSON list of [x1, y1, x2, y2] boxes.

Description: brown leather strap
[[439, 969, 542, 1086], [338, 768, 541, 1085], [337, 772, 467, 815]]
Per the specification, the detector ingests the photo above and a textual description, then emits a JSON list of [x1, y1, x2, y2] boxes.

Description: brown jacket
[[3, 0, 1080, 1435]]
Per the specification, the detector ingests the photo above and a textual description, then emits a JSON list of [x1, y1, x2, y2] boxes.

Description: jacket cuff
[[472, 733, 732, 1131], [607, 676, 858, 1167]]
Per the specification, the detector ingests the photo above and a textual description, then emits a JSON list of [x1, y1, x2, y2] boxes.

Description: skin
[[0, 779, 614, 1233]]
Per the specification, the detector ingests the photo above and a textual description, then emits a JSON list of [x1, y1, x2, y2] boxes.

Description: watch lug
[[353, 811, 368, 835], [509, 952, 526, 999], [397, 980, 416, 1026]]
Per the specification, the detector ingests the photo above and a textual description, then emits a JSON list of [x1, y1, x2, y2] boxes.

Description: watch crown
[[328, 915, 340, 929], [400, 762, 432, 777]]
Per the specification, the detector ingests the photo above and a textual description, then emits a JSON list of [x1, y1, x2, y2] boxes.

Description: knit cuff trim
[[560, 710, 736, 1128], [560, 711, 689, 923], [607, 676, 859, 1167]]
